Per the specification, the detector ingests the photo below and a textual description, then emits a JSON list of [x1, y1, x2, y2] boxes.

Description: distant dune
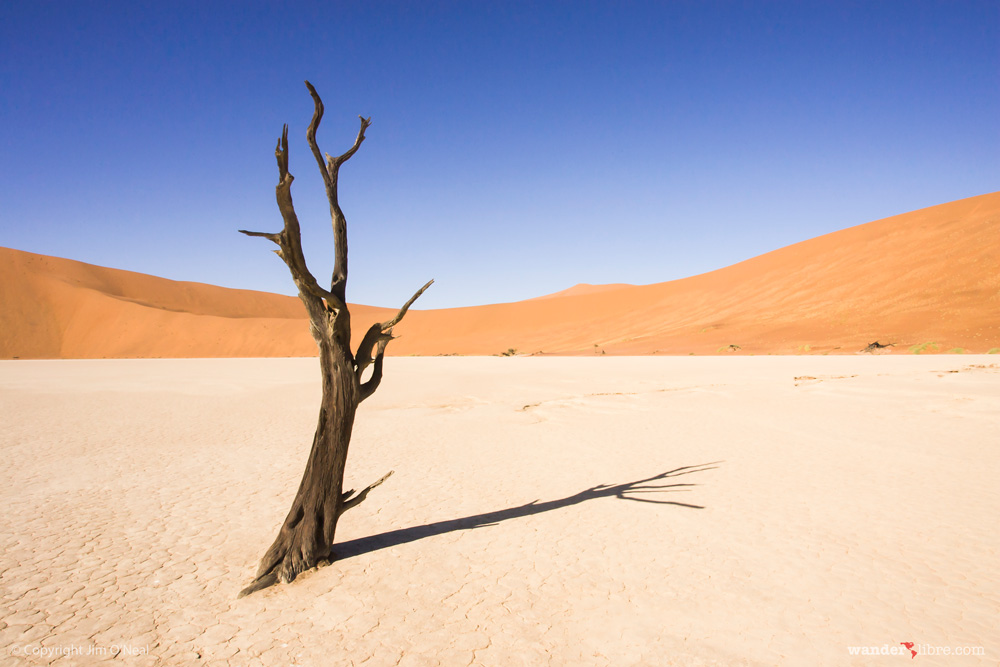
[[528, 283, 635, 300], [2, 192, 998, 358], [0, 249, 393, 359]]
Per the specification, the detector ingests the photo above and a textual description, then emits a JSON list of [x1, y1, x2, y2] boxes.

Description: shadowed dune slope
[[0, 249, 394, 359], [1, 191, 998, 358]]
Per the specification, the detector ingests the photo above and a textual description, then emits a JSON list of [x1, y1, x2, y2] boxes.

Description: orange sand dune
[[390, 191, 1000, 356], [1, 191, 998, 358], [528, 283, 635, 300], [0, 249, 393, 359]]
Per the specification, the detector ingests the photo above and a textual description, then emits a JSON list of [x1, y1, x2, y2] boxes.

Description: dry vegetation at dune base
[[1, 356, 997, 665]]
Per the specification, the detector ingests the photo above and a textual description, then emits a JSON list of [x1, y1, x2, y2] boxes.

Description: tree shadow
[[332, 462, 721, 561]]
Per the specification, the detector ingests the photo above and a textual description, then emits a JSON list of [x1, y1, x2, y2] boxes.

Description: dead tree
[[237, 81, 432, 598]]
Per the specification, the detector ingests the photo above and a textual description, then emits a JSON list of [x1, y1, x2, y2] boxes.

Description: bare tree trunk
[[237, 82, 431, 598]]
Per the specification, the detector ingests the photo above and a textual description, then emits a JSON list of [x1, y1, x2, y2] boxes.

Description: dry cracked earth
[[1, 357, 997, 666]]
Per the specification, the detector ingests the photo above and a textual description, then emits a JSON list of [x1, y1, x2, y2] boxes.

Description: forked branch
[[239, 120, 343, 314], [303, 81, 372, 301]]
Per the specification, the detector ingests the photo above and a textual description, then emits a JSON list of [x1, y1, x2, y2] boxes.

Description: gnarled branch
[[355, 322, 386, 378], [340, 470, 394, 515], [328, 114, 372, 169], [359, 336, 390, 401], [237, 229, 282, 243], [304, 81, 330, 189]]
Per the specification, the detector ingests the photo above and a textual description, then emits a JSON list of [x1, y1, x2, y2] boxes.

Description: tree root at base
[[237, 471, 393, 598]]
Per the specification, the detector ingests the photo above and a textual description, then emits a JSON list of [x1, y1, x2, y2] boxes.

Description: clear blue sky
[[2, 1, 997, 309]]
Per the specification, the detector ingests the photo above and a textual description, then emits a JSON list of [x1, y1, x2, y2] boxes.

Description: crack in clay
[[521, 385, 719, 411], [794, 374, 858, 386]]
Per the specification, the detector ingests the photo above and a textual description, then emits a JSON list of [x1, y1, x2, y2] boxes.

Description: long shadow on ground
[[333, 462, 721, 561]]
